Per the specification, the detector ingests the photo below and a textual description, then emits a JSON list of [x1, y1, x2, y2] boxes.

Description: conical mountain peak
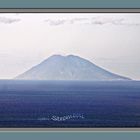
[[15, 54, 131, 81]]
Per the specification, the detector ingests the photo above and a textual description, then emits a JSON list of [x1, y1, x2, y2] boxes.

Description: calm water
[[0, 80, 140, 128]]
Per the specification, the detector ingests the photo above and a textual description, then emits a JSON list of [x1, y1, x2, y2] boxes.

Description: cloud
[[69, 17, 89, 24], [45, 19, 66, 26], [91, 17, 140, 26], [44, 17, 140, 26], [90, 17, 125, 25], [44, 17, 90, 26], [0, 16, 21, 24]]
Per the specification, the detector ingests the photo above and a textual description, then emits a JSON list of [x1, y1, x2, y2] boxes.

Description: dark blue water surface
[[0, 80, 140, 128]]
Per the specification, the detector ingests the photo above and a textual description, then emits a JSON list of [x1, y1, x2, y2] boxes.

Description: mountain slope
[[15, 55, 131, 81]]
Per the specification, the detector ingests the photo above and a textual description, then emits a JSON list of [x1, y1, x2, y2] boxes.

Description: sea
[[0, 80, 140, 128]]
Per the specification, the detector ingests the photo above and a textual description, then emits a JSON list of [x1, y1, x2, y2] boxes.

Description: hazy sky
[[0, 13, 140, 80]]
